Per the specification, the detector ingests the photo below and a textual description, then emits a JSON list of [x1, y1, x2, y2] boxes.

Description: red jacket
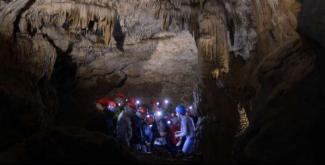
[[169, 123, 180, 145]]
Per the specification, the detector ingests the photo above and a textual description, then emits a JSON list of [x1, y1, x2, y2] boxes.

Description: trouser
[[166, 137, 178, 155], [141, 143, 152, 153], [105, 118, 114, 136], [117, 136, 130, 147], [182, 136, 195, 154], [132, 143, 143, 152]]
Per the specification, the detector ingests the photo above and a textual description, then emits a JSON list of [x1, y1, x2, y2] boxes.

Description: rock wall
[[299, 0, 325, 47], [0, 0, 324, 164], [1, 0, 199, 119], [185, 0, 302, 162], [227, 0, 324, 163]]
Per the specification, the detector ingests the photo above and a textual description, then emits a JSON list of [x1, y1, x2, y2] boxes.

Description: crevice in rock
[[13, 0, 36, 41], [113, 17, 125, 52], [41, 33, 78, 116]]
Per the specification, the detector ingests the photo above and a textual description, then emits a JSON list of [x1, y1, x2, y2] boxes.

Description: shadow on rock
[[0, 127, 138, 164]]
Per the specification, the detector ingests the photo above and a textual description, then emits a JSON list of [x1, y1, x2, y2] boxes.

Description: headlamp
[[155, 111, 162, 117]]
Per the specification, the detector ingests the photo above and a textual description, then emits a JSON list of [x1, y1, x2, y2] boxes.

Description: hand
[[160, 132, 167, 137], [176, 141, 182, 147]]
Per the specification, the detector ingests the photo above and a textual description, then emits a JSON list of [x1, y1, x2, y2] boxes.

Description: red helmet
[[151, 99, 160, 107], [127, 97, 137, 110], [114, 92, 126, 106], [108, 101, 117, 108], [96, 98, 114, 107], [128, 97, 136, 104], [138, 106, 148, 115], [145, 115, 154, 125], [115, 92, 126, 99]]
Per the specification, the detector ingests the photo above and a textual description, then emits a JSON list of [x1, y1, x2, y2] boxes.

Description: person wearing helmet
[[92, 98, 118, 136], [115, 92, 126, 100], [86, 98, 113, 135], [167, 112, 181, 147], [116, 106, 133, 147], [103, 99, 118, 136], [143, 114, 155, 153], [95, 98, 111, 112], [152, 109, 176, 155], [151, 99, 161, 111], [153, 109, 168, 147], [175, 105, 196, 155], [114, 92, 126, 109], [163, 112, 181, 155], [126, 97, 140, 145], [127, 97, 137, 110], [113, 92, 126, 120], [130, 105, 146, 152], [137, 106, 151, 152]]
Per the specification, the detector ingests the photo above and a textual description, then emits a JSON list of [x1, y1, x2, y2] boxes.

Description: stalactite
[[224, 0, 257, 60], [255, 0, 279, 16], [153, 0, 196, 32], [22, 0, 117, 46], [267, 0, 279, 13], [197, 9, 230, 76], [198, 37, 216, 62]]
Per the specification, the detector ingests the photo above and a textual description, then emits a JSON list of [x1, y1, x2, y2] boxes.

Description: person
[[85, 99, 110, 135], [153, 110, 168, 146], [151, 99, 161, 112], [152, 110, 175, 155], [129, 103, 145, 152], [113, 92, 126, 123], [114, 92, 126, 108], [175, 105, 196, 155], [167, 112, 181, 147], [135, 106, 150, 152], [127, 97, 137, 110], [165, 112, 181, 155], [143, 114, 155, 153], [116, 106, 133, 147], [93, 98, 117, 136], [103, 100, 118, 136], [95, 98, 111, 113]]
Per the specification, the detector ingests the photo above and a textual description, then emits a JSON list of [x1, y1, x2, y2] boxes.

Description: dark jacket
[[103, 108, 116, 136], [130, 115, 145, 144]]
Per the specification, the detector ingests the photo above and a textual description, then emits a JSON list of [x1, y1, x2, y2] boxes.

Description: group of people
[[94, 92, 197, 156]]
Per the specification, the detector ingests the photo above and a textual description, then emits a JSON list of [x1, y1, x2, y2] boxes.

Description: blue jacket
[[176, 116, 196, 138]]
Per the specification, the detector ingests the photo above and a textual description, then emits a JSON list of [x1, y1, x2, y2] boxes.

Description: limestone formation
[[0, 0, 324, 164]]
